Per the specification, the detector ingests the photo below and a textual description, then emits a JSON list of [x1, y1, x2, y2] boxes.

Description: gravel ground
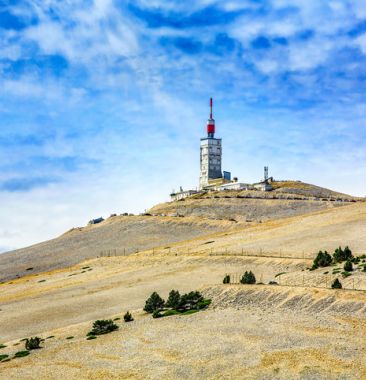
[[0, 305, 364, 380]]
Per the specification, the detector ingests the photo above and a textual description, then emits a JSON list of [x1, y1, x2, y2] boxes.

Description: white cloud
[[354, 33, 366, 54], [23, 0, 139, 64]]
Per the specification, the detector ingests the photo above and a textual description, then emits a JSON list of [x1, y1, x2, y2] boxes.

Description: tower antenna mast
[[210, 97, 213, 119]]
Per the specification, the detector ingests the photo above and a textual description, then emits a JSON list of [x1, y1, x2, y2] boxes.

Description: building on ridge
[[170, 98, 272, 201]]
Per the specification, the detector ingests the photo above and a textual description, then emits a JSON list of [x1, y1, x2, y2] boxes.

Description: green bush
[[88, 320, 118, 336], [14, 350, 30, 358], [240, 271, 256, 284], [342, 271, 352, 278], [163, 309, 180, 317], [86, 336, 96, 340], [166, 290, 181, 309], [152, 310, 163, 318], [344, 260, 353, 272], [0, 354, 9, 361], [313, 251, 332, 268], [331, 278, 342, 289], [123, 311, 134, 322], [144, 292, 165, 313], [333, 246, 353, 263], [223, 274, 230, 284], [25, 337, 41, 350], [66, 336, 74, 340], [0, 344, 6, 349], [197, 299, 211, 309]]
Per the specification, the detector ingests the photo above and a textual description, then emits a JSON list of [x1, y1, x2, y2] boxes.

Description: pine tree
[[331, 278, 342, 289], [144, 292, 165, 313], [166, 290, 181, 310], [240, 271, 256, 284]]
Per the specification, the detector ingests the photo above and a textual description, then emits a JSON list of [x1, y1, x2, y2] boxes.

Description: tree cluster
[[311, 246, 354, 270], [240, 271, 256, 284], [144, 290, 211, 317], [87, 320, 118, 336]]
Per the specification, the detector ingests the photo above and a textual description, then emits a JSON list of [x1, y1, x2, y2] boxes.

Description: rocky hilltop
[[149, 181, 360, 222]]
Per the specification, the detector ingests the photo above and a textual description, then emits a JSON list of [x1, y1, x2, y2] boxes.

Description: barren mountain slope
[[1, 201, 366, 378], [1, 202, 366, 343], [0, 216, 239, 282], [0, 259, 365, 379], [2, 181, 360, 283], [149, 202, 366, 257]]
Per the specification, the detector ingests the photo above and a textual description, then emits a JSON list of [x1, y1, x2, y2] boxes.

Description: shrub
[[313, 251, 332, 268], [166, 290, 181, 309], [0, 354, 9, 361], [88, 320, 118, 336], [0, 344, 6, 349], [333, 246, 353, 263], [144, 292, 165, 313], [152, 310, 163, 318], [66, 336, 74, 340], [25, 337, 41, 350], [86, 336, 96, 340], [344, 260, 353, 272], [223, 275, 230, 284], [197, 299, 211, 309], [14, 350, 30, 358], [163, 309, 180, 317], [342, 271, 352, 278], [123, 311, 134, 322], [240, 271, 256, 284], [351, 256, 360, 264], [331, 278, 342, 289]]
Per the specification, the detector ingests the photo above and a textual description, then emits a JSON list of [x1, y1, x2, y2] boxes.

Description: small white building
[[253, 181, 273, 191], [170, 190, 198, 201], [217, 182, 251, 191]]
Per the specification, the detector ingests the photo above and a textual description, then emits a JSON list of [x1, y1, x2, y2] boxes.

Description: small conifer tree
[[166, 290, 181, 309], [25, 337, 41, 350], [240, 271, 256, 284], [123, 311, 134, 322], [223, 275, 230, 284], [144, 292, 165, 313], [331, 278, 342, 289], [344, 260, 353, 272]]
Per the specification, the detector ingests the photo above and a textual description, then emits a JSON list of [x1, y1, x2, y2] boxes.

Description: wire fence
[[98, 248, 136, 257], [97, 247, 313, 260], [151, 247, 313, 260], [222, 272, 366, 292]]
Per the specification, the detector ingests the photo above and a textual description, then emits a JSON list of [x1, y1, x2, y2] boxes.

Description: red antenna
[[210, 97, 213, 119]]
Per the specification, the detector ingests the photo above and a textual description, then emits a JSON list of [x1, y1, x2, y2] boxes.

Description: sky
[[1, 0, 366, 252]]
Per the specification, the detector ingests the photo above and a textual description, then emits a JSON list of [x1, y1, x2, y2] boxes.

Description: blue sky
[[1, 0, 366, 251]]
